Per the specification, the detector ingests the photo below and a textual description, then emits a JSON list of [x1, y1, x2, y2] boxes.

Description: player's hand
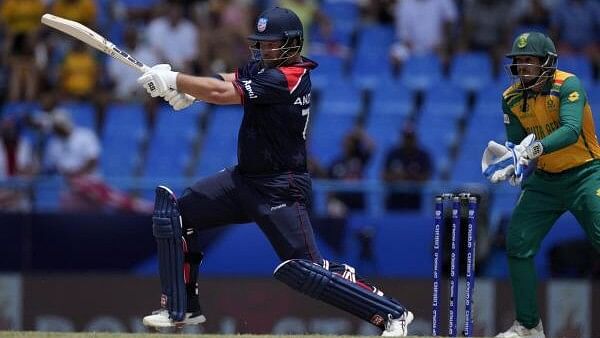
[[164, 89, 195, 111], [481, 140, 515, 183], [505, 133, 538, 184], [137, 64, 178, 98]]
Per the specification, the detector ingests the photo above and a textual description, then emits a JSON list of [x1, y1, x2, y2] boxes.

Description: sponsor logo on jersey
[[242, 80, 258, 99], [504, 114, 510, 124], [568, 91, 580, 102]]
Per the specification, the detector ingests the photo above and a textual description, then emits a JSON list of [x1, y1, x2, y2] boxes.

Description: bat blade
[[41, 13, 149, 73]]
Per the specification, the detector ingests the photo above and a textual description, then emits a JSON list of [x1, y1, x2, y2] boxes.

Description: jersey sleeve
[[502, 98, 527, 143], [540, 75, 585, 153], [234, 67, 291, 105]]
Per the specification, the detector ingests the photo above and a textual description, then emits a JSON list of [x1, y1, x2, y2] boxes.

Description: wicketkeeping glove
[[481, 140, 514, 183], [505, 133, 539, 186]]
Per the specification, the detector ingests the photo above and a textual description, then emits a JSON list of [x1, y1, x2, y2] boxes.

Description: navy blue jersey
[[233, 57, 317, 175]]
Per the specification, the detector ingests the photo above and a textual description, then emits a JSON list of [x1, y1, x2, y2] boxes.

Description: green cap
[[506, 32, 556, 58]]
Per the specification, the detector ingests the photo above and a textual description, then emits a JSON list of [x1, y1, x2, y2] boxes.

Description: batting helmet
[[248, 7, 303, 67], [505, 32, 557, 90]]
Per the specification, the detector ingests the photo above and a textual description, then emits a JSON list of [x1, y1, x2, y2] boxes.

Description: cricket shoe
[[382, 310, 414, 336], [143, 309, 206, 328], [495, 320, 545, 338]]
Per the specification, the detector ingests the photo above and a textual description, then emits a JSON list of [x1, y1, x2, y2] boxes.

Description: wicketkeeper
[[482, 32, 600, 338]]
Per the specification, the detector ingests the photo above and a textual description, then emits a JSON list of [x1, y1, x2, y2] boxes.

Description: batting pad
[[274, 259, 405, 328], [152, 186, 187, 322]]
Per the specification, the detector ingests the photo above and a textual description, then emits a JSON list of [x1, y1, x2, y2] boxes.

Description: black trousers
[[178, 166, 322, 262]]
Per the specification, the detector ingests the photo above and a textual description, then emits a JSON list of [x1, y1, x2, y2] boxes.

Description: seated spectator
[[328, 122, 375, 209], [0, 0, 44, 101], [0, 113, 38, 212], [44, 111, 151, 213], [381, 124, 432, 210]]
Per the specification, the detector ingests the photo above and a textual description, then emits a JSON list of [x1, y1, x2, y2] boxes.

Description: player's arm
[[217, 73, 236, 82], [176, 73, 241, 105], [538, 76, 585, 153], [137, 65, 241, 106]]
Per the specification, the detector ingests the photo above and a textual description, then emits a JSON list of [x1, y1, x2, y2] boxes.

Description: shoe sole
[[143, 314, 206, 328]]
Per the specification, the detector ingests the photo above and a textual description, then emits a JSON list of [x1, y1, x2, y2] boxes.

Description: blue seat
[[308, 114, 357, 166], [318, 82, 362, 115], [449, 52, 493, 91], [1, 101, 40, 116], [321, 0, 359, 35], [33, 176, 64, 211], [309, 54, 346, 90], [196, 106, 242, 177], [558, 55, 593, 86], [369, 82, 413, 115], [452, 109, 504, 182], [57, 101, 96, 130], [421, 83, 468, 115], [473, 81, 508, 112], [351, 24, 395, 88], [400, 53, 442, 90], [142, 104, 203, 178], [365, 113, 408, 179]]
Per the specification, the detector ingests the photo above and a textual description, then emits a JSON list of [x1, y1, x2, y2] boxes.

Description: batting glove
[[137, 64, 178, 98], [164, 89, 195, 111]]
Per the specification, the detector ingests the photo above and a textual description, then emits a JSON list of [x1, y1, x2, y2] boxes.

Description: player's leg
[[244, 175, 412, 336], [143, 168, 251, 328], [567, 163, 600, 253], [274, 259, 413, 336], [497, 176, 563, 337]]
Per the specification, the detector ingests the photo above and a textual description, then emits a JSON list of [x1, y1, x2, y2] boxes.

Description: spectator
[[329, 122, 374, 181], [390, 0, 458, 72], [44, 111, 151, 213], [382, 124, 432, 210], [459, 0, 517, 77], [328, 122, 375, 209], [0, 0, 44, 101], [202, 0, 251, 73], [51, 0, 97, 27], [146, 2, 198, 72], [0, 114, 38, 212], [278, 0, 331, 55], [58, 41, 100, 100]]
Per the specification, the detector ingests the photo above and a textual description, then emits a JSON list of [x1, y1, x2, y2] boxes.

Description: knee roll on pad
[[152, 185, 187, 321], [273, 259, 405, 328]]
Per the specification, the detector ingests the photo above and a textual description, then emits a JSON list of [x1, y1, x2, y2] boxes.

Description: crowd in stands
[[0, 0, 599, 215]]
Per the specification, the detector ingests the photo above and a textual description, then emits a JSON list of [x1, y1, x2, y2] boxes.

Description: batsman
[[135, 7, 413, 336], [482, 32, 600, 338]]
